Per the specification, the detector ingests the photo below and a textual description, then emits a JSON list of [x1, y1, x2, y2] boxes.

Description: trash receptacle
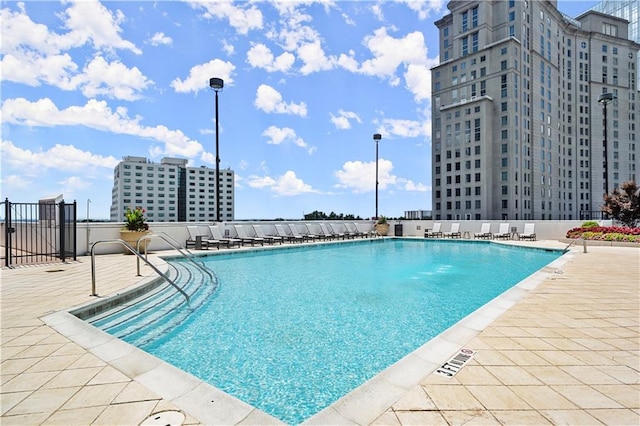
[[394, 223, 403, 236]]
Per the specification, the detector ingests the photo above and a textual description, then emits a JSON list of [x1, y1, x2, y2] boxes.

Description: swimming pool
[[91, 239, 563, 424]]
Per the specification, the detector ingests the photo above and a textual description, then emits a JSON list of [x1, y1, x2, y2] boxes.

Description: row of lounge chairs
[[425, 223, 536, 241], [186, 222, 378, 250]]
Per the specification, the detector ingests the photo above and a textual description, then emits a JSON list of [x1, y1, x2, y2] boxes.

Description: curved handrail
[[90, 239, 189, 302], [136, 232, 214, 281]]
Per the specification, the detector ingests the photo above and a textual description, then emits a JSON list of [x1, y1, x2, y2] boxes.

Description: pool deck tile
[[1, 241, 639, 425]]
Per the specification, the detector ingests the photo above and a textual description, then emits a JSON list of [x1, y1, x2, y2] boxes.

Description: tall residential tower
[[110, 156, 234, 223], [431, 0, 639, 221]]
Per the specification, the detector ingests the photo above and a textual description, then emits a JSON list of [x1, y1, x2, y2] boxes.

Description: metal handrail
[[136, 232, 214, 281], [90, 239, 189, 302]]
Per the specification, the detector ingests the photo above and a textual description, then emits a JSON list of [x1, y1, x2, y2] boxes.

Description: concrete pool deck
[[1, 240, 638, 425]]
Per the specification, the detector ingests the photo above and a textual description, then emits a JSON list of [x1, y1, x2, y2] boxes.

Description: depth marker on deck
[[434, 348, 476, 378]]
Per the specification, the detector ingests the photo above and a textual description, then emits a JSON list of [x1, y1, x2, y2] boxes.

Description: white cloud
[[1, 174, 33, 190], [330, 109, 361, 130], [248, 171, 316, 196], [334, 159, 396, 193], [297, 40, 335, 75], [254, 84, 307, 117], [171, 59, 235, 94], [71, 56, 152, 101], [2, 98, 205, 157], [359, 28, 428, 82], [61, 0, 142, 54], [397, 178, 429, 192], [222, 39, 235, 55], [148, 32, 172, 46], [378, 118, 430, 138], [397, 0, 445, 20], [187, 0, 263, 34], [246, 43, 295, 73], [262, 125, 315, 153], [59, 175, 92, 191], [1, 139, 118, 172]]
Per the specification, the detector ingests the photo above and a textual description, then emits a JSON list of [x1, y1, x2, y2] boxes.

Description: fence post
[[4, 198, 9, 267], [59, 200, 66, 262]]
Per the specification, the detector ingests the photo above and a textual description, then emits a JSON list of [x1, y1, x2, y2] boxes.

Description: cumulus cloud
[[397, 0, 445, 20], [0, 3, 149, 100], [1, 139, 118, 171], [2, 98, 204, 157], [334, 159, 396, 193], [246, 43, 295, 72], [148, 32, 172, 46], [187, 0, 263, 34], [330, 109, 361, 130], [247, 170, 317, 196], [378, 118, 430, 138], [262, 125, 315, 153], [171, 59, 235, 94], [254, 84, 307, 116]]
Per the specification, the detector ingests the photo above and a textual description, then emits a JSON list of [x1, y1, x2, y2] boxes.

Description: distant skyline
[[1, 0, 599, 220]]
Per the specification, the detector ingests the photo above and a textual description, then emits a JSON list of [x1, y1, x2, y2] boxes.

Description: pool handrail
[[90, 239, 189, 303], [136, 232, 215, 282]]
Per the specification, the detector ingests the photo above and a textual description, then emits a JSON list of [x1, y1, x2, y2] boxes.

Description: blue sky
[[1, 0, 598, 220]]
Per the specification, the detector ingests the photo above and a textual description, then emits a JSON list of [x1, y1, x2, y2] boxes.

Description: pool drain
[[140, 410, 185, 426]]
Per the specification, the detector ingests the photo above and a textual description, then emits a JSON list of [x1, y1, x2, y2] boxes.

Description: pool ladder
[[90, 233, 216, 302]]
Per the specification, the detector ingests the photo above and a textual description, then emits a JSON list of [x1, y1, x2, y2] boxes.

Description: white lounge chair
[[493, 223, 511, 240], [319, 223, 340, 240], [233, 224, 265, 246], [520, 223, 536, 241], [442, 223, 462, 238], [186, 226, 217, 249], [253, 224, 283, 244], [474, 223, 492, 239], [424, 223, 443, 238], [275, 224, 304, 243], [208, 225, 242, 248]]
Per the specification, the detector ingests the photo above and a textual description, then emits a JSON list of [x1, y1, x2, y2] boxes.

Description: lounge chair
[[253, 224, 283, 244], [318, 223, 339, 240], [493, 223, 511, 240], [474, 223, 492, 239], [355, 222, 376, 238], [442, 223, 462, 238], [186, 226, 216, 249], [304, 223, 328, 240], [233, 224, 265, 246], [344, 223, 366, 238], [275, 224, 304, 243], [520, 223, 536, 241], [294, 224, 320, 241], [330, 223, 354, 239], [424, 223, 443, 238], [208, 225, 242, 248]]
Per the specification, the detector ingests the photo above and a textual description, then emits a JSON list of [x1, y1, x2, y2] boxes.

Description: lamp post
[[598, 92, 614, 198], [210, 77, 224, 222], [373, 133, 382, 219]]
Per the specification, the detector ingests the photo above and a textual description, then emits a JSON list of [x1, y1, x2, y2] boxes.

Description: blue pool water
[[102, 239, 562, 424]]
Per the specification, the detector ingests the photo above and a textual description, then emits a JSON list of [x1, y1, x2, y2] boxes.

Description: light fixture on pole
[[210, 77, 224, 222], [373, 133, 382, 219], [598, 92, 614, 197]]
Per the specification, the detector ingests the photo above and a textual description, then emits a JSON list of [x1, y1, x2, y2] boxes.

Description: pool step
[[88, 261, 217, 346]]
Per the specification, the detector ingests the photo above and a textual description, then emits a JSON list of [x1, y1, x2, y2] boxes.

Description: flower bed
[[566, 226, 640, 243]]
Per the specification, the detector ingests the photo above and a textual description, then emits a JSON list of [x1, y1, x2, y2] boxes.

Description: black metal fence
[[579, 210, 608, 221], [1, 198, 77, 267]]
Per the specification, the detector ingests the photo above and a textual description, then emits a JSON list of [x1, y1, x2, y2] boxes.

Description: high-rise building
[[431, 0, 639, 221], [110, 156, 235, 223]]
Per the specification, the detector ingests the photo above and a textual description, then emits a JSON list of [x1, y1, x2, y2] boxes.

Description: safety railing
[[90, 239, 189, 302], [136, 232, 215, 281]]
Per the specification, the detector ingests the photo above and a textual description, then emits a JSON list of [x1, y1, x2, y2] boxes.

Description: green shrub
[[581, 221, 599, 228]]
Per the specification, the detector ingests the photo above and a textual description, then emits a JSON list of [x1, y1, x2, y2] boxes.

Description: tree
[[602, 180, 640, 227]]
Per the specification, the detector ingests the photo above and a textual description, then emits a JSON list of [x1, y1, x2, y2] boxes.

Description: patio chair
[[253, 224, 283, 244], [233, 224, 265, 246], [424, 223, 443, 238], [318, 223, 338, 240], [355, 222, 376, 238], [186, 226, 214, 250], [474, 223, 492, 239], [442, 223, 462, 238], [294, 224, 320, 241], [493, 223, 511, 240], [330, 223, 353, 239], [208, 225, 242, 248], [520, 223, 537, 241], [344, 223, 365, 238], [275, 224, 304, 243]]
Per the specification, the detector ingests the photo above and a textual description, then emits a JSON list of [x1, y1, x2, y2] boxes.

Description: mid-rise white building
[[110, 156, 234, 222]]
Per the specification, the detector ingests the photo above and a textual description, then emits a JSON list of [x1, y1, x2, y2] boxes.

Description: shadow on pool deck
[[1, 240, 638, 425]]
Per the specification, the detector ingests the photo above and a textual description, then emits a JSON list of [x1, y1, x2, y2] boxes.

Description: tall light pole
[[598, 92, 614, 198], [210, 77, 224, 222], [373, 133, 382, 219]]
